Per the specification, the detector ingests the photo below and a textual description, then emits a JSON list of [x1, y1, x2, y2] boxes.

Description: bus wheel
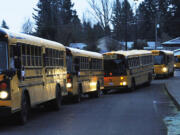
[[74, 85, 82, 103], [130, 79, 135, 92], [146, 73, 152, 86], [94, 82, 101, 98], [17, 92, 30, 125], [103, 89, 108, 95], [52, 86, 62, 110], [170, 71, 174, 77]]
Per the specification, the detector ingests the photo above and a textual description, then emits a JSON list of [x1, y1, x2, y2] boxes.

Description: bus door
[[73, 57, 80, 93], [166, 55, 174, 72]]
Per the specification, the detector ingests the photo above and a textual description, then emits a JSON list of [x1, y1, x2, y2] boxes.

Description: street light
[[155, 23, 160, 49], [155, 11, 160, 49]]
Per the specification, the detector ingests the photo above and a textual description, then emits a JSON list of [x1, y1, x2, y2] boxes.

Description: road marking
[[153, 100, 158, 114]]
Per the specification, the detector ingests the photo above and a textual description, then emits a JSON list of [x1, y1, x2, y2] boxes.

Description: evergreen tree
[[93, 23, 104, 39], [58, 0, 82, 45], [69, 11, 83, 43], [22, 18, 33, 34], [33, 0, 82, 46], [137, 0, 171, 41], [33, 0, 61, 41], [137, 0, 156, 40], [112, 0, 134, 42], [112, 0, 122, 40], [61, 0, 74, 25], [1, 20, 9, 29], [164, 0, 180, 38], [82, 21, 101, 52]]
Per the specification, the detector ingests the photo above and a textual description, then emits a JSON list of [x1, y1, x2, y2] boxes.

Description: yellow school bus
[[174, 55, 180, 69], [66, 47, 104, 102], [103, 50, 153, 93], [0, 28, 68, 124], [152, 50, 174, 77]]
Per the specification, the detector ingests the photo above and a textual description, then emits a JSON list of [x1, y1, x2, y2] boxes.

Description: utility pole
[[125, 0, 128, 50], [155, 11, 160, 49], [134, 0, 138, 49]]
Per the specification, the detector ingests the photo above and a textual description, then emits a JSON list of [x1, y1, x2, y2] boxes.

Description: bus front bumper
[[0, 106, 11, 116], [0, 100, 12, 116], [154, 73, 169, 78], [104, 86, 128, 90]]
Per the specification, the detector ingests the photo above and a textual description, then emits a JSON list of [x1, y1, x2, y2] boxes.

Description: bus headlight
[[162, 67, 168, 72], [66, 83, 72, 88], [122, 81, 127, 86], [0, 91, 8, 99], [90, 82, 96, 86], [120, 81, 127, 86], [174, 64, 177, 67]]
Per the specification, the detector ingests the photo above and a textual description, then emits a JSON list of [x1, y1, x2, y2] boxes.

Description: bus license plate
[[109, 82, 114, 85]]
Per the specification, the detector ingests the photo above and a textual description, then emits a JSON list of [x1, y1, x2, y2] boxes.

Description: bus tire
[[130, 79, 135, 92], [170, 70, 174, 77], [103, 89, 108, 95], [52, 85, 62, 111], [74, 85, 82, 103], [146, 73, 152, 86], [94, 82, 101, 98], [17, 91, 30, 125]]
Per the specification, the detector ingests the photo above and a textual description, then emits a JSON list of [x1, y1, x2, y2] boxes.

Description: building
[[97, 37, 123, 53], [144, 41, 163, 50], [69, 43, 87, 50], [162, 37, 180, 51]]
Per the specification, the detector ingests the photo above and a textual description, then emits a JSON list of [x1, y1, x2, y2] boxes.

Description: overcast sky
[[0, 0, 143, 32]]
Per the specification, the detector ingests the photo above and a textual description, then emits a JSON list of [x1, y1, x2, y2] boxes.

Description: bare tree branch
[[88, 0, 113, 30]]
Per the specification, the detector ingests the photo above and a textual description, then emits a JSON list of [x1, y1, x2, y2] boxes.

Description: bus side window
[[12, 44, 21, 69], [10, 44, 22, 79], [74, 57, 80, 74]]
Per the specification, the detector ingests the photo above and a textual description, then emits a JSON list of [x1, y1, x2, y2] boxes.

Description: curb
[[163, 83, 180, 110]]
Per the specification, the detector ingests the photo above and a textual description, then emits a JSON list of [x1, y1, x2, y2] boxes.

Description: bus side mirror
[[14, 58, 22, 80], [3, 68, 16, 79]]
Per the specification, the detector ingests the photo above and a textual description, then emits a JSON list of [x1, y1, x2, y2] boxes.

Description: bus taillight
[[0, 82, 7, 90]]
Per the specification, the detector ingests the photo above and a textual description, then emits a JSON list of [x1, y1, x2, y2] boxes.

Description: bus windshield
[[175, 56, 180, 63], [0, 41, 8, 71], [154, 55, 165, 65], [104, 59, 126, 76]]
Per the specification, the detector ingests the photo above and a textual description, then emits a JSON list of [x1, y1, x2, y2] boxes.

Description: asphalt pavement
[[152, 70, 180, 135], [0, 81, 177, 135]]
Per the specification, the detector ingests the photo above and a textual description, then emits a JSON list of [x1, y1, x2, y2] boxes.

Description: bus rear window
[[104, 59, 126, 76], [175, 57, 180, 63]]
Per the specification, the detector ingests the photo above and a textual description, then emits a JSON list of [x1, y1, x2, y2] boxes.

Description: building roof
[[147, 41, 155, 47], [174, 49, 180, 56], [119, 41, 134, 49], [162, 37, 180, 47], [174, 51, 180, 56], [69, 43, 87, 49]]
